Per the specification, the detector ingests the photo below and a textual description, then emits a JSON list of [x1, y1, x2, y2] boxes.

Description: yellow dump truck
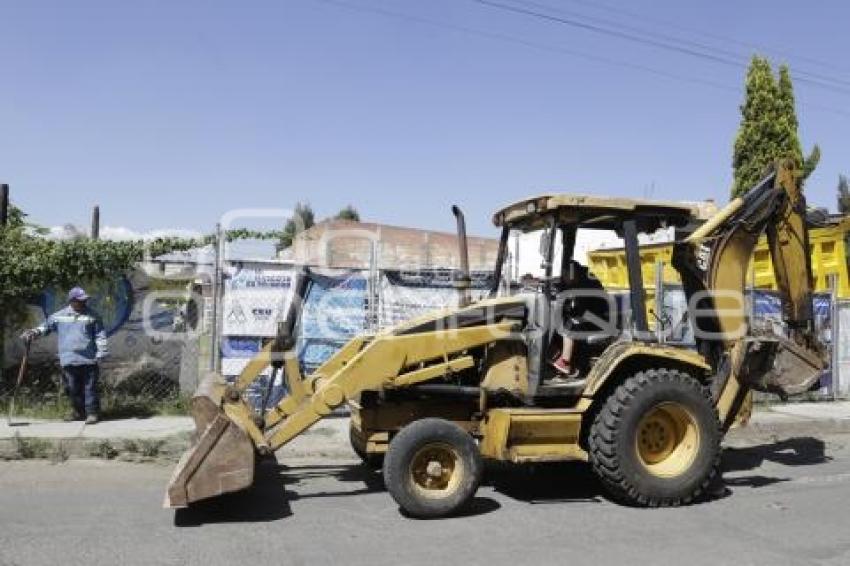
[[589, 215, 850, 298]]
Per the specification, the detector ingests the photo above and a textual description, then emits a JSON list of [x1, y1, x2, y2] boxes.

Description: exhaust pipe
[[452, 205, 471, 307]]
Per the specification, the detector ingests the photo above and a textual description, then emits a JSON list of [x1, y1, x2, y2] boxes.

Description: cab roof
[[492, 194, 709, 233]]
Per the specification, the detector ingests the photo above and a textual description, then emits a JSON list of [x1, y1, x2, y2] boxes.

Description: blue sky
[[1, 0, 848, 238]]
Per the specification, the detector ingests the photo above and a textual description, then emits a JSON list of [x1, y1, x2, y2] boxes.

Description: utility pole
[[830, 274, 840, 400], [91, 205, 100, 240], [210, 223, 223, 372], [0, 184, 8, 226], [0, 184, 9, 381]]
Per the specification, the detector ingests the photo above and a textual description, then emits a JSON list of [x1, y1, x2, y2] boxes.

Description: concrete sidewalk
[[2, 402, 849, 461], [726, 401, 850, 441], [0, 416, 196, 440], [0, 414, 355, 462]]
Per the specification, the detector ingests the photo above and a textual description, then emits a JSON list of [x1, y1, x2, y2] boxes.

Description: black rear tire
[[588, 368, 721, 507], [383, 418, 482, 518]]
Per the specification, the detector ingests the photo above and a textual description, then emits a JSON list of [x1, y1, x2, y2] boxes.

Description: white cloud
[[47, 224, 85, 240], [46, 224, 204, 241], [102, 226, 205, 241]]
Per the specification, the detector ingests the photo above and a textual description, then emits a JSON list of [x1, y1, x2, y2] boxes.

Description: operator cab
[[490, 194, 702, 397]]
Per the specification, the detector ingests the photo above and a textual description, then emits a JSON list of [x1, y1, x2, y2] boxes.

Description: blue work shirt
[[35, 305, 108, 366]]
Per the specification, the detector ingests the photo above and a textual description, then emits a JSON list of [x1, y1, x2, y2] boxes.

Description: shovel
[[6, 339, 31, 427]]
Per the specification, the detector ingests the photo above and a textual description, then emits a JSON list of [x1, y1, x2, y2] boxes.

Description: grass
[[87, 440, 119, 460], [13, 434, 52, 459], [8, 393, 190, 421], [50, 441, 70, 463], [11, 396, 72, 420], [138, 439, 165, 458]]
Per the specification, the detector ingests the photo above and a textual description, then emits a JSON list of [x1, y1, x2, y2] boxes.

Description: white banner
[[377, 274, 490, 330], [221, 357, 273, 378], [222, 266, 294, 336], [226, 265, 294, 291], [222, 291, 291, 337]]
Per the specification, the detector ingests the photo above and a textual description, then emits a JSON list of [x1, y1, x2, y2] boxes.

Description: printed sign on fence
[[221, 336, 264, 358], [221, 357, 273, 378], [377, 272, 492, 330], [227, 265, 294, 291], [222, 266, 294, 337], [297, 271, 367, 372]]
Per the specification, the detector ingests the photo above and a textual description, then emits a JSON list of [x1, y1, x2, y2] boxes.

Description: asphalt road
[[1, 432, 849, 566]]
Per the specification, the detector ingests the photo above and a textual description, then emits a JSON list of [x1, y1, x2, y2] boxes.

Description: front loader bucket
[[164, 377, 256, 508]]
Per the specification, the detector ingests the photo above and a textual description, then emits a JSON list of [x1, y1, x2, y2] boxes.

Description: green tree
[[0, 202, 287, 333], [732, 56, 820, 198], [276, 202, 315, 251], [335, 205, 360, 222], [838, 175, 850, 214], [3, 203, 47, 233], [5, 204, 25, 228]]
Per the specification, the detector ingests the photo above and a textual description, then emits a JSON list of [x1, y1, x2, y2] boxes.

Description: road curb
[[2, 411, 850, 464], [0, 432, 191, 463], [0, 418, 356, 463], [728, 417, 850, 442]]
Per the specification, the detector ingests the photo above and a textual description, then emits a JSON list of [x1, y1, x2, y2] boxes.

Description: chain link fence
[[9, 223, 846, 421], [651, 281, 844, 400], [1, 270, 192, 418]]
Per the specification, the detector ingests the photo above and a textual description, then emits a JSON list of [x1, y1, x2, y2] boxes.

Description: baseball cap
[[68, 287, 90, 302]]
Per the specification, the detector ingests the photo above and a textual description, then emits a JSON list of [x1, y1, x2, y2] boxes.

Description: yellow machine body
[[166, 160, 825, 510]]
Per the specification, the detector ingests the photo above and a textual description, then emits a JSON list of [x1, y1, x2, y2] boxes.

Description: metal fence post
[[210, 223, 223, 372], [0, 184, 8, 226], [368, 240, 379, 333], [830, 274, 839, 400], [91, 205, 100, 240], [0, 184, 7, 381]]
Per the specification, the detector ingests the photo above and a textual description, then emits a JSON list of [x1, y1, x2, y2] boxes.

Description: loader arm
[[258, 321, 515, 451], [672, 159, 825, 429], [165, 318, 518, 507]]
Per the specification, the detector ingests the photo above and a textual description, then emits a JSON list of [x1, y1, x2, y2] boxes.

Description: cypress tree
[[838, 175, 850, 214], [731, 56, 819, 198]]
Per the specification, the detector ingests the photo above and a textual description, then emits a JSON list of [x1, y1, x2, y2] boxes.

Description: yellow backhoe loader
[[166, 160, 825, 517]]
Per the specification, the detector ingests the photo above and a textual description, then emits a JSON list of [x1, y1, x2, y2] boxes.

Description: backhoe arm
[[673, 160, 825, 428], [764, 165, 817, 339]]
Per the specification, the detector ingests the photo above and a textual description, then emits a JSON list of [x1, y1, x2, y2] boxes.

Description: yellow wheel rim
[[635, 402, 700, 478], [409, 443, 463, 498]]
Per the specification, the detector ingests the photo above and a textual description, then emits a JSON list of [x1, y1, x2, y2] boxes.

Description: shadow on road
[[721, 436, 830, 490], [487, 461, 604, 504], [397, 496, 502, 520], [723, 436, 830, 471], [174, 460, 389, 526], [173, 436, 832, 524], [278, 462, 386, 500], [281, 462, 503, 519], [173, 458, 292, 526]]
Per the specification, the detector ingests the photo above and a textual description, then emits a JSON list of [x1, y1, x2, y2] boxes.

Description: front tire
[[383, 418, 482, 518], [588, 368, 721, 507]]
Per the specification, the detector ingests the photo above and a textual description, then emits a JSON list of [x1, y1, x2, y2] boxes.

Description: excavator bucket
[[736, 335, 825, 399], [164, 376, 256, 508]]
